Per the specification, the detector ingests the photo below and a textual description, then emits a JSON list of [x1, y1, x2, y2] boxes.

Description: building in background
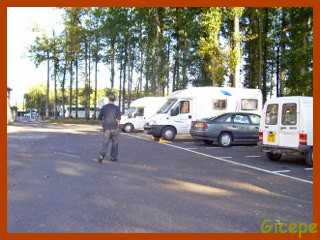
[[7, 87, 12, 123]]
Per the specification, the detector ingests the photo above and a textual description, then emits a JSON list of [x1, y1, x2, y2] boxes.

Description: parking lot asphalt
[[8, 122, 313, 232]]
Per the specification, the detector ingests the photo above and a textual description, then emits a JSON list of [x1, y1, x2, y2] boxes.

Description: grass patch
[[49, 119, 101, 125]]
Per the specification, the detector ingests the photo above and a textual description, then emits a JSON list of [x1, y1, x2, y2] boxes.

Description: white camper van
[[259, 96, 313, 166], [120, 97, 167, 133], [145, 87, 262, 141]]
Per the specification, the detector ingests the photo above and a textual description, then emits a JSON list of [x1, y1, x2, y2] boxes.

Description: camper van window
[[157, 99, 177, 114], [180, 101, 190, 114], [241, 99, 258, 110], [136, 107, 144, 117], [281, 103, 297, 125], [213, 99, 226, 110], [265, 104, 278, 125]]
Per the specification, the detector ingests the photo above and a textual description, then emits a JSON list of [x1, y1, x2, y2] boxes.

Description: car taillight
[[258, 132, 263, 142], [193, 121, 208, 129], [299, 133, 307, 145]]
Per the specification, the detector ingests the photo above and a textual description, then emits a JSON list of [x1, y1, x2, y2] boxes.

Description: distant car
[[190, 113, 261, 147]]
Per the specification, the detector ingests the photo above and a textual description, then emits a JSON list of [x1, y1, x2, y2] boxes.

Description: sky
[[7, 7, 64, 107], [7, 7, 113, 109]]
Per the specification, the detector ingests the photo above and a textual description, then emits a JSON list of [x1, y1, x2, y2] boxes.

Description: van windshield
[[157, 99, 177, 114]]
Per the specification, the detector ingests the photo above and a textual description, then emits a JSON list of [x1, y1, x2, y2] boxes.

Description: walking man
[[98, 93, 121, 163]]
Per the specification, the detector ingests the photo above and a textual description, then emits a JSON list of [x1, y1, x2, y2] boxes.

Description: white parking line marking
[[186, 147, 198, 150], [305, 168, 313, 171], [272, 170, 291, 173], [245, 155, 262, 158], [54, 152, 80, 159], [123, 134, 313, 184]]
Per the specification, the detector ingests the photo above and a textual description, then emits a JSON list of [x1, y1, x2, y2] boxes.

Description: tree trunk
[[94, 58, 98, 120], [233, 13, 241, 88], [62, 61, 67, 119], [119, 59, 123, 111], [172, 57, 177, 92], [54, 61, 57, 120], [75, 57, 79, 118], [84, 40, 89, 120], [122, 46, 127, 112], [69, 61, 73, 119], [279, 8, 286, 97], [88, 42, 91, 120], [276, 45, 280, 97], [110, 38, 115, 89], [139, 25, 144, 93], [262, 9, 269, 104], [258, 10, 263, 91], [46, 50, 50, 118], [128, 47, 133, 107]]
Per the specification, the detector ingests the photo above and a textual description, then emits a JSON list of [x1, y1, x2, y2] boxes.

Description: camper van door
[[278, 101, 300, 148], [170, 99, 192, 134], [263, 102, 280, 146]]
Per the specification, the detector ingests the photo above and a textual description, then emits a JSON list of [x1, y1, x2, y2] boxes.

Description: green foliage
[[28, 7, 313, 118], [24, 84, 47, 115]]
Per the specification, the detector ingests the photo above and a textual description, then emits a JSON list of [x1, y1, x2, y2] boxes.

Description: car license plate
[[267, 133, 276, 143]]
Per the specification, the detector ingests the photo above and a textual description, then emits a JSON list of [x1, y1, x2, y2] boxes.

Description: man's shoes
[[98, 154, 105, 163], [110, 158, 117, 162]]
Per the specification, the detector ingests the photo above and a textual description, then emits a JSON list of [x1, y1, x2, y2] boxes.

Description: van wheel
[[305, 148, 313, 167], [161, 127, 176, 141], [123, 123, 134, 133], [266, 152, 282, 161], [218, 132, 232, 147], [203, 140, 213, 145]]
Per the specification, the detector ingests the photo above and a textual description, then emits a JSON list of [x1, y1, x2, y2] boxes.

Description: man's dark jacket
[[98, 103, 121, 130]]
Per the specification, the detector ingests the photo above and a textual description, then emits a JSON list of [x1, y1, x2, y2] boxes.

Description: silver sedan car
[[190, 113, 261, 147]]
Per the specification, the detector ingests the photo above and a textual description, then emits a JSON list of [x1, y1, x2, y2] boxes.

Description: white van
[[120, 97, 167, 133], [259, 96, 313, 166], [65, 105, 99, 119], [145, 87, 262, 141]]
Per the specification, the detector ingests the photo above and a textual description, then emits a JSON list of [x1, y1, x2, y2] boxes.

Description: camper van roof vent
[[220, 90, 232, 96]]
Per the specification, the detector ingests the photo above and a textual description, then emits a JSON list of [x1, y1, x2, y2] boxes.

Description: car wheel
[[218, 132, 232, 147], [266, 152, 282, 161], [161, 127, 176, 141], [123, 123, 134, 133], [203, 140, 213, 145], [305, 148, 313, 167]]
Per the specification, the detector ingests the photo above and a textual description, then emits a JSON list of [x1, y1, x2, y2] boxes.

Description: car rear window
[[249, 115, 261, 125], [281, 103, 297, 125], [265, 104, 278, 125], [233, 114, 250, 124], [210, 114, 231, 123]]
